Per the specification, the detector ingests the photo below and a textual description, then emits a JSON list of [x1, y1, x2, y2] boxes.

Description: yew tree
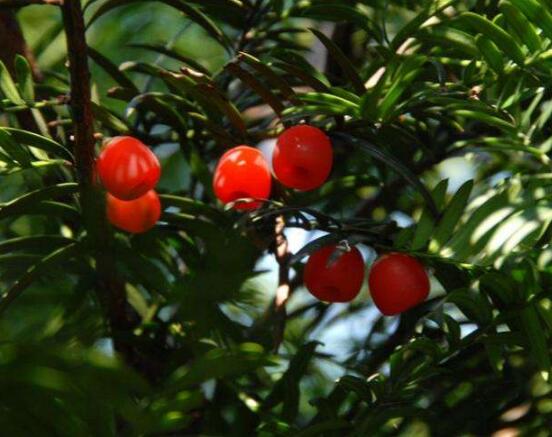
[[0, 0, 552, 435]]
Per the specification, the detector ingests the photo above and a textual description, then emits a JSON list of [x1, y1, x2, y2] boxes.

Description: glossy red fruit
[[304, 245, 365, 303], [106, 190, 161, 234], [272, 125, 333, 191], [213, 145, 271, 210], [97, 136, 161, 200], [368, 253, 430, 316]]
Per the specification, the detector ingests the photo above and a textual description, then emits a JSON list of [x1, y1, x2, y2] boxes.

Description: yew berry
[[106, 190, 161, 234], [97, 136, 161, 201], [368, 253, 430, 316], [213, 145, 271, 210], [272, 125, 333, 191], [304, 245, 365, 303]]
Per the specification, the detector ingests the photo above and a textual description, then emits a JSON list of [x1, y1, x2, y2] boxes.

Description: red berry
[[213, 145, 271, 210], [97, 136, 161, 200], [272, 125, 333, 191], [368, 253, 430, 316], [304, 245, 365, 303], [107, 190, 161, 234]]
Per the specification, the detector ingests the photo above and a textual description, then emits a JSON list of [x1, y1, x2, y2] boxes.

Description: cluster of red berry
[[95, 127, 430, 316], [97, 136, 162, 233], [213, 124, 430, 315], [213, 124, 332, 209], [305, 247, 430, 315]]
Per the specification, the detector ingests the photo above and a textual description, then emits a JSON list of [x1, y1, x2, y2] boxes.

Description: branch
[[0, 0, 62, 7], [61, 0, 94, 186], [0, 11, 42, 130], [272, 215, 291, 351], [61, 0, 152, 380], [0, 11, 41, 79]]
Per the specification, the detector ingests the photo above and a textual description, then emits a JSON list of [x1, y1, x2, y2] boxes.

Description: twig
[[0, 11, 42, 80], [0, 11, 42, 131], [0, 0, 62, 7], [272, 215, 291, 351], [274, 215, 291, 307], [61, 0, 94, 185], [61, 0, 149, 380]]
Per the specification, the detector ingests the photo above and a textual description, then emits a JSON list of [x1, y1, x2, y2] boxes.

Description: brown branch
[[0, 0, 62, 7], [61, 1, 94, 186], [272, 215, 291, 351], [0, 11, 41, 79], [61, 0, 153, 380], [0, 11, 42, 131]]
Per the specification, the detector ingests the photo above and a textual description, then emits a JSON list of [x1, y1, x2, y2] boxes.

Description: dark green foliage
[[1, 0, 552, 435]]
